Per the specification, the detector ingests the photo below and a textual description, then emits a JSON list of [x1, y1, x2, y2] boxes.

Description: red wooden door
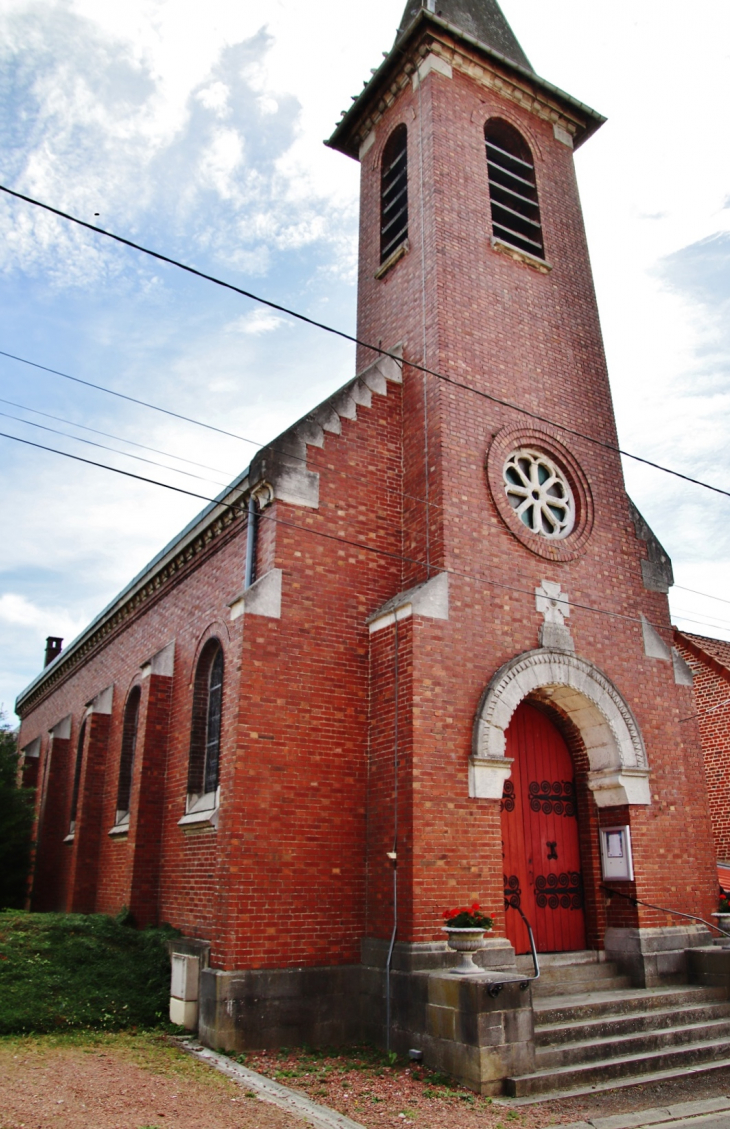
[[501, 702, 586, 954]]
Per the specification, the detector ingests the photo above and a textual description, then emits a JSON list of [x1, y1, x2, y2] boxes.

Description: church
[[16, 0, 729, 1097]]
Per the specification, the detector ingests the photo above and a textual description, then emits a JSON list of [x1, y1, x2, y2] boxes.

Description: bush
[[0, 715, 34, 909], [0, 912, 179, 1034]]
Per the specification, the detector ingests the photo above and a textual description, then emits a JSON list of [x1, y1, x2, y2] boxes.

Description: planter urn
[[443, 927, 489, 974]]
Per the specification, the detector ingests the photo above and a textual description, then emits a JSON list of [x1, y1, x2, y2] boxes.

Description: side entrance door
[[501, 701, 586, 954]]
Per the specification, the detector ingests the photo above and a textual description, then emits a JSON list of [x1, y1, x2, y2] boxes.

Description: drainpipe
[[385, 618, 400, 1054], [244, 493, 257, 589]]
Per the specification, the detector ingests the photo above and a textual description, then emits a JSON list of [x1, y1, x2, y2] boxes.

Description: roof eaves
[[674, 628, 730, 685], [326, 8, 605, 157], [15, 467, 250, 714]]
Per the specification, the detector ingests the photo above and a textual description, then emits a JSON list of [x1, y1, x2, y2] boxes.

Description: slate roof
[[397, 0, 533, 72], [678, 630, 730, 675]]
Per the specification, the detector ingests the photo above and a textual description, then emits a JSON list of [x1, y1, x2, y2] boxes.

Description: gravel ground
[[2, 1033, 729, 1129], [242, 1045, 730, 1129], [0, 1032, 307, 1129]]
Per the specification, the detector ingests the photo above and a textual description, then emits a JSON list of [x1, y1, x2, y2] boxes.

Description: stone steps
[[536, 1017, 730, 1070], [536, 1000, 730, 1046], [534, 984, 728, 1025], [506, 977, 730, 1098], [527, 955, 630, 998]]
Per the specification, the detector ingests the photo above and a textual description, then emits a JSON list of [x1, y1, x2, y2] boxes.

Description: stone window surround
[[487, 424, 594, 562], [470, 649, 650, 808]]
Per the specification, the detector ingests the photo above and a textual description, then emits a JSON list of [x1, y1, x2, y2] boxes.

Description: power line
[[0, 345, 445, 516], [674, 584, 730, 608], [5, 344, 730, 616], [0, 409, 230, 488], [0, 429, 240, 509], [0, 427, 681, 642], [0, 393, 231, 475], [0, 347, 255, 445], [672, 605, 730, 632], [2, 182, 730, 505], [679, 696, 730, 724]]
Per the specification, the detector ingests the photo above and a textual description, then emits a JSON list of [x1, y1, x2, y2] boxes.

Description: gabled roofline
[[674, 627, 730, 687], [15, 470, 250, 715], [14, 347, 404, 717], [326, 8, 605, 159]]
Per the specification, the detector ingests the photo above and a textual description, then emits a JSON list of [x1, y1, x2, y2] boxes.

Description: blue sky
[[1, 0, 730, 717]]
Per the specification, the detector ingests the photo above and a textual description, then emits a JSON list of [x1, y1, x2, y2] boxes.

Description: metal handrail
[[601, 884, 730, 940], [486, 904, 540, 998]]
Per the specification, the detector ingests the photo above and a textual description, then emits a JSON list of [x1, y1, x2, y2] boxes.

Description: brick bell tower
[[327, 0, 717, 1007]]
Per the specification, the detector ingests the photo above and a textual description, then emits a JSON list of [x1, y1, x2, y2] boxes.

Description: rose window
[[503, 448, 575, 540]]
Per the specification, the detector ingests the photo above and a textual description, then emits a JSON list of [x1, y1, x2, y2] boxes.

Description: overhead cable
[[0, 393, 231, 475], [0, 410, 229, 488], [0, 427, 688, 641], [1, 182, 730, 504]]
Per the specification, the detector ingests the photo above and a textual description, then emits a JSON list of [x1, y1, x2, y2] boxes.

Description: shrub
[[0, 911, 179, 1033], [0, 714, 34, 909]]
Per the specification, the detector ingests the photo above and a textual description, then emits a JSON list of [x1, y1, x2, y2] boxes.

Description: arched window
[[380, 125, 408, 264], [68, 718, 86, 836], [187, 641, 224, 812], [115, 687, 141, 826], [485, 119, 544, 260]]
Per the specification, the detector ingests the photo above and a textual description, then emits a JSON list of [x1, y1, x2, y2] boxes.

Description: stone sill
[[63, 833, 74, 844], [491, 236, 552, 274], [375, 239, 409, 280], [178, 808, 218, 830], [108, 824, 129, 838]]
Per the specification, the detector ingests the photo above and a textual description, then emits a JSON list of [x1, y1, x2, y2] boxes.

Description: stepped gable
[[396, 0, 533, 71], [14, 347, 403, 716], [248, 347, 402, 508]]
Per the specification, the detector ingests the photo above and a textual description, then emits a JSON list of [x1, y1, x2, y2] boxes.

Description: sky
[[1, 0, 729, 719]]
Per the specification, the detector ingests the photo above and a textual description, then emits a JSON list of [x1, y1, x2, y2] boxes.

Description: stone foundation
[[686, 946, 730, 991], [196, 936, 536, 1093], [605, 925, 711, 987]]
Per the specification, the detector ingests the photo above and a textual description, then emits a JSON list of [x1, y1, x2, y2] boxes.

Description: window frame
[[66, 717, 87, 840], [182, 640, 224, 825], [114, 685, 141, 830], [380, 124, 409, 266], [485, 118, 545, 262]]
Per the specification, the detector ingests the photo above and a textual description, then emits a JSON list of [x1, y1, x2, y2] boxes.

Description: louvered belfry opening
[[485, 118, 544, 259], [380, 124, 408, 263]]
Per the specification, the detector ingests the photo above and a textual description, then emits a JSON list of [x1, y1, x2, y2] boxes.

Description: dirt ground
[[1, 1033, 729, 1129], [244, 1045, 730, 1128], [0, 1033, 306, 1129]]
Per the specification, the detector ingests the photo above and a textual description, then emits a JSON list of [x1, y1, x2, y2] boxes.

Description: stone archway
[[469, 650, 650, 807]]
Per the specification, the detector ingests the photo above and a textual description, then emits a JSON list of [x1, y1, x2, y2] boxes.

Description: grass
[[0, 910, 179, 1034]]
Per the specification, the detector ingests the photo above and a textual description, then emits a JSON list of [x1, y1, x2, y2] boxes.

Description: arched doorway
[[501, 701, 586, 954]]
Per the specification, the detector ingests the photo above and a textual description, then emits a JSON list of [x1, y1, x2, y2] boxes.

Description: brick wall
[[16, 21, 718, 972], [675, 633, 730, 865]]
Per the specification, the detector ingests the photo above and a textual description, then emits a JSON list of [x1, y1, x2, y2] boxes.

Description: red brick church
[[16, 0, 729, 1096]]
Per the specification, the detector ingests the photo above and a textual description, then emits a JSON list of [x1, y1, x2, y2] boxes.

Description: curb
[[557, 1095, 730, 1129], [178, 1039, 367, 1129]]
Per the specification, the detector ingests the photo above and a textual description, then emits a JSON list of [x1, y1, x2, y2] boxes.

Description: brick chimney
[[44, 637, 63, 667]]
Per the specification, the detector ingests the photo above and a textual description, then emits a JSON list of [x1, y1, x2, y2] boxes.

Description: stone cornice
[[15, 487, 248, 718], [327, 12, 604, 160]]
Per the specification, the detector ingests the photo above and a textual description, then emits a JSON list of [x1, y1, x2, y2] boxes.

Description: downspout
[[244, 493, 257, 590], [385, 618, 399, 1053]]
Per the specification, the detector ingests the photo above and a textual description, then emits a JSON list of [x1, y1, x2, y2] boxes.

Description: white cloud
[[0, 593, 87, 642], [227, 310, 286, 335]]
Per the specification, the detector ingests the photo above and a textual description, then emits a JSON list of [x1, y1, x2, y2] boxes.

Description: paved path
[[561, 1096, 730, 1129]]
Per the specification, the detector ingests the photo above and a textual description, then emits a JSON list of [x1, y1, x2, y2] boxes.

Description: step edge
[[536, 1006, 730, 1037], [535, 1017, 730, 1050], [498, 1057, 730, 1107]]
